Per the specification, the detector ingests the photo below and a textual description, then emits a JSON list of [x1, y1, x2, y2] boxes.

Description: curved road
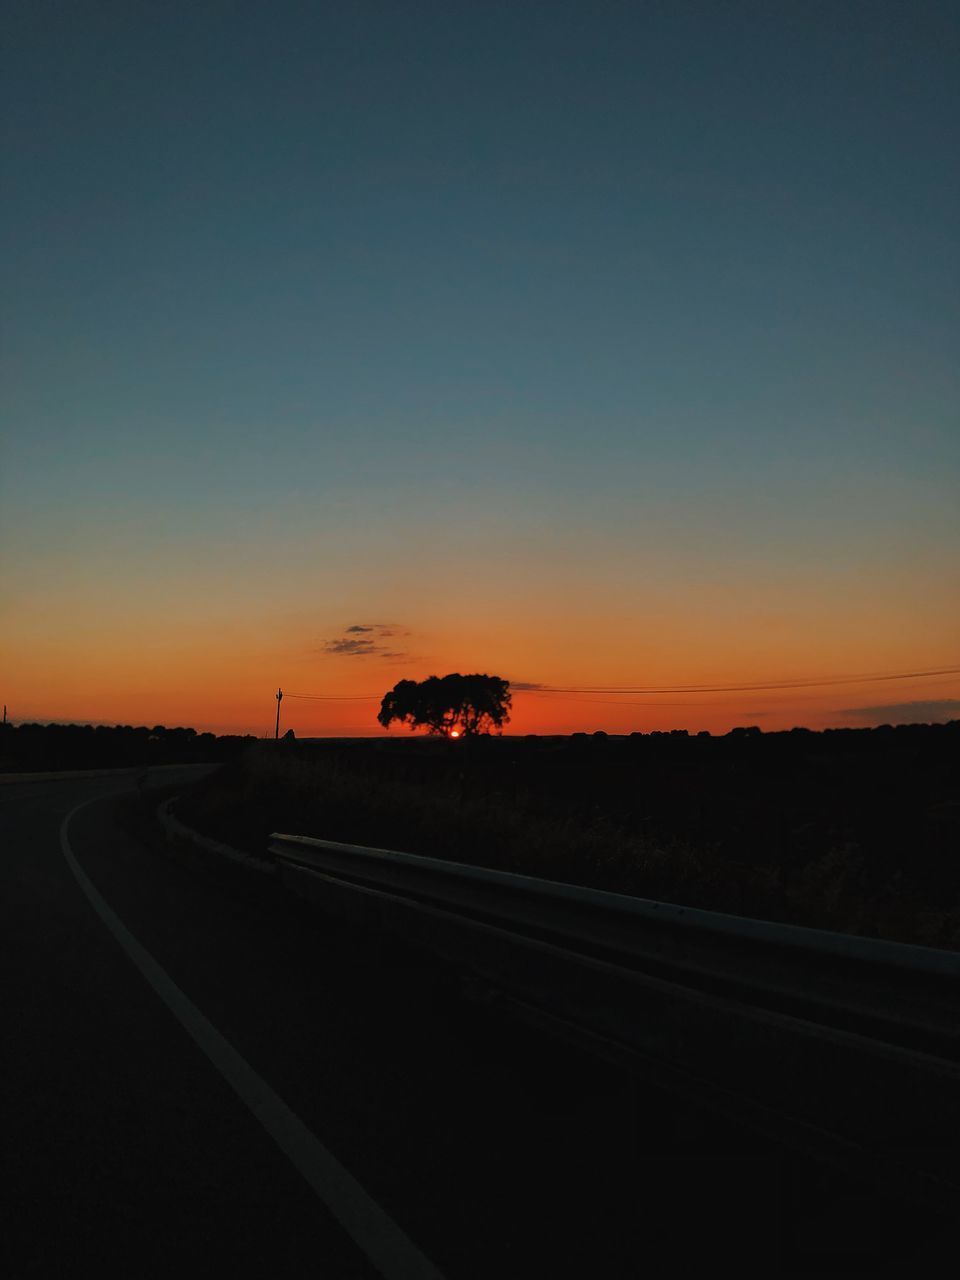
[[1, 771, 949, 1276]]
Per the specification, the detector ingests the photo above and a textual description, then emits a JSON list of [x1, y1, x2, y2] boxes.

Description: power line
[[284, 693, 380, 701], [514, 664, 960, 696], [279, 663, 960, 703]]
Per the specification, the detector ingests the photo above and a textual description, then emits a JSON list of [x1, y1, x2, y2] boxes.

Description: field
[[176, 722, 960, 950]]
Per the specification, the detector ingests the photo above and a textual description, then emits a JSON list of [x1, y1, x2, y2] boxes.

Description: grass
[[175, 733, 960, 951]]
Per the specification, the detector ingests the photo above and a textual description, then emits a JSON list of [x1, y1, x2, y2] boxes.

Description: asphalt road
[[1, 771, 949, 1277]]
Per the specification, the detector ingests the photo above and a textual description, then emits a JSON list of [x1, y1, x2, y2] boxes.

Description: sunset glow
[[1, 5, 957, 738]]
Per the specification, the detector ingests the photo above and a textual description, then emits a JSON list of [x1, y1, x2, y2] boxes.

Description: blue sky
[[2, 0, 958, 732]]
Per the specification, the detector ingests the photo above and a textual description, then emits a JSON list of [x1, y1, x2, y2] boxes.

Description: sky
[[2, 0, 958, 736]]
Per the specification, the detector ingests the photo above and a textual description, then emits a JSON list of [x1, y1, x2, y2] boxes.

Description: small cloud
[[320, 622, 412, 660], [512, 681, 546, 691], [322, 638, 379, 656], [843, 699, 960, 724]]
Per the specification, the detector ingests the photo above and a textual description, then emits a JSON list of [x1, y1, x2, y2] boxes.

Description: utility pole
[[275, 687, 283, 739]]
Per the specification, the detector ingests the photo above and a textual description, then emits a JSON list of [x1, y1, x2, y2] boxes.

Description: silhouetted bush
[[378, 673, 511, 736]]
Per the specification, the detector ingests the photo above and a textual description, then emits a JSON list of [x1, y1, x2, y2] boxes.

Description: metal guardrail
[[158, 799, 277, 873], [268, 831, 960, 1216]]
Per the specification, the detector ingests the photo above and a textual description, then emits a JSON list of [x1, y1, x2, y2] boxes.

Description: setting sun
[[450, 730, 460, 738]]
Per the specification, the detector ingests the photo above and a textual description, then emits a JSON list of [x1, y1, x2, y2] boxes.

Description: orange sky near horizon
[[5, 674, 959, 738], [3, 554, 958, 735], [3, 481, 959, 734]]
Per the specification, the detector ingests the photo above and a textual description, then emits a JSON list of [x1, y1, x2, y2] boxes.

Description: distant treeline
[[0, 722, 256, 773]]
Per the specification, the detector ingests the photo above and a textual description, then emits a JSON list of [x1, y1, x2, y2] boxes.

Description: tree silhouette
[[378, 673, 511, 736]]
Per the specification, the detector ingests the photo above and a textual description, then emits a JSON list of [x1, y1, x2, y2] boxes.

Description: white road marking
[[61, 795, 445, 1280]]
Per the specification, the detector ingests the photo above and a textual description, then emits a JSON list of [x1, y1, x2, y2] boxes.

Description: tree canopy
[[378, 673, 511, 737]]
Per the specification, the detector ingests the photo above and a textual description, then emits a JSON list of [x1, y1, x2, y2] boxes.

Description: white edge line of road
[[60, 793, 445, 1280]]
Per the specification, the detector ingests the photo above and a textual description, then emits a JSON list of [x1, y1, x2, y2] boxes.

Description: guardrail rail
[[269, 831, 960, 1216]]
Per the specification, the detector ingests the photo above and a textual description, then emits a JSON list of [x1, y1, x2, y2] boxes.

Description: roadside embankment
[[173, 732, 960, 950]]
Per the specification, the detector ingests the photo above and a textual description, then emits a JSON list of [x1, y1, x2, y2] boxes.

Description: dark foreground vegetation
[[0, 721, 255, 773], [177, 721, 960, 951]]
